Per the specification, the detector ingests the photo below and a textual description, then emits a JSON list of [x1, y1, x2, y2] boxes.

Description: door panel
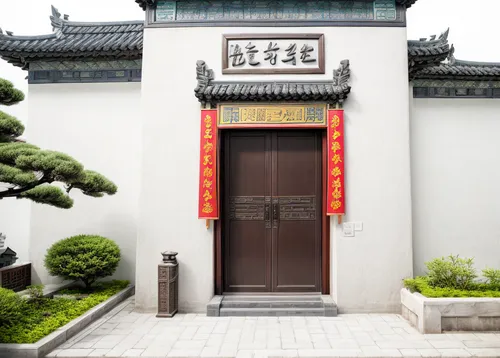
[[223, 130, 321, 293], [273, 132, 322, 292], [224, 132, 271, 292]]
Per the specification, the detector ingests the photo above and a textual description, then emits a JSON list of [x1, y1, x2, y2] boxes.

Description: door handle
[[264, 202, 271, 229], [272, 199, 279, 229]]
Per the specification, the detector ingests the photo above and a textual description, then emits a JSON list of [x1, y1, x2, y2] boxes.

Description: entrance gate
[[222, 130, 322, 293]]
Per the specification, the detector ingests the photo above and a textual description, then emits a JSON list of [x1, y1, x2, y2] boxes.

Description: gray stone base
[[207, 295, 338, 317], [401, 288, 500, 333], [0, 285, 135, 358]]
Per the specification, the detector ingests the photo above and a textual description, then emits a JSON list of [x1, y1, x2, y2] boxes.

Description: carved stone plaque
[[223, 34, 325, 74]]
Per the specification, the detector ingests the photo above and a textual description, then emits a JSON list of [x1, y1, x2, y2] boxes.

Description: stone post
[[157, 251, 178, 318]]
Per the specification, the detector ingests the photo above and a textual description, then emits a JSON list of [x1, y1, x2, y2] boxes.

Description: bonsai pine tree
[[0, 78, 117, 208]]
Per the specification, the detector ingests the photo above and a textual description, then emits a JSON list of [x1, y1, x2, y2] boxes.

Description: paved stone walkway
[[48, 297, 500, 358]]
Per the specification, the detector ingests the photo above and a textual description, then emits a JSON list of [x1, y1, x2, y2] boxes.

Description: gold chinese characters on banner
[[198, 110, 219, 219], [219, 104, 327, 127], [327, 110, 345, 217]]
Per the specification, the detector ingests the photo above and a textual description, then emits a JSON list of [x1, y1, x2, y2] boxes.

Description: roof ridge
[[51, 5, 142, 30]]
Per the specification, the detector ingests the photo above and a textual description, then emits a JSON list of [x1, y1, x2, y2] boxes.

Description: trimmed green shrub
[[426, 255, 476, 290], [483, 268, 500, 286], [45, 235, 121, 289], [0, 288, 25, 328]]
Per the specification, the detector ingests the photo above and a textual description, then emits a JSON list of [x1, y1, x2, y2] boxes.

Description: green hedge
[[404, 277, 500, 298], [0, 280, 129, 344]]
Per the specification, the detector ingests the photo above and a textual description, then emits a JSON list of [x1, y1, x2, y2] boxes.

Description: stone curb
[[0, 284, 135, 358]]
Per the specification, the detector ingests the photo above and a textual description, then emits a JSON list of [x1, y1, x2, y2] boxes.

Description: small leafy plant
[[26, 285, 44, 303], [426, 255, 477, 290], [45, 235, 121, 290], [404, 255, 500, 298], [483, 268, 500, 287]]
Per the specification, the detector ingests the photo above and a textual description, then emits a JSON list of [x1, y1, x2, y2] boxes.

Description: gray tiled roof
[[136, 0, 420, 10], [412, 58, 500, 80], [194, 60, 351, 106], [410, 39, 500, 81], [0, 6, 143, 69], [408, 29, 450, 77]]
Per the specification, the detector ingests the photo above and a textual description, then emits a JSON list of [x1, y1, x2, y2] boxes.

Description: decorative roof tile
[[0, 6, 143, 69], [136, 0, 419, 10], [408, 29, 450, 78], [194, 60, 351, 106]]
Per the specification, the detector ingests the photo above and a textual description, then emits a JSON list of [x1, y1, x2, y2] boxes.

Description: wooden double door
[[223, 130, 322, 293]]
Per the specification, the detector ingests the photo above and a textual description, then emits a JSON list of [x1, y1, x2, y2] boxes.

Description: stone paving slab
[[47, 297, 500, 358]]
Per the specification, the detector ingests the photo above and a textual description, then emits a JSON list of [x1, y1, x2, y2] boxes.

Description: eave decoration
[[194, 60, 351, 107]]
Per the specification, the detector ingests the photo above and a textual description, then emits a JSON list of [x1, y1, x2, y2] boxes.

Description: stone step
[[207, 295, 338, 317], [219, 307, 326, 316], [221, 295, 323, 309]]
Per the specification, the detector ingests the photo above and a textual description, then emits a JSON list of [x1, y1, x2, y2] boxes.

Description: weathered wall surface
[[411, 98, 500, 276], [138, 26, 412, 313], [26, 83, 141, 285]]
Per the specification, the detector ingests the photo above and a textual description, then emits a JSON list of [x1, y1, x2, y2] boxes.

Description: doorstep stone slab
[[0, 285, 135, 358], [401, 288, 500, 334], [206, 295, 223, 317]]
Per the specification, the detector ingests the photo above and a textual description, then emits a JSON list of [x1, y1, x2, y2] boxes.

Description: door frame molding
[[213, 128, 330, 295]]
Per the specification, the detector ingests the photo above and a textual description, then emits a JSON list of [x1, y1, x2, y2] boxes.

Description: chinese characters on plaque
[[223, 34, 325, 74], [327, 110, 345, 216], [198, 110, 219, 219], [219, 104, 326, 127]]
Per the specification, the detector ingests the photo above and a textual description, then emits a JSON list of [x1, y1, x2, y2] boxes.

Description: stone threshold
[[0, 284, 135, 358]]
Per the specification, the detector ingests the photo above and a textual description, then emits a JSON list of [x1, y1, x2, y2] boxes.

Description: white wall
[[26, 83, 141, 285], [138, 26, 412, 313], [411, 98, 500, 276], [0, 80, 31, 263]]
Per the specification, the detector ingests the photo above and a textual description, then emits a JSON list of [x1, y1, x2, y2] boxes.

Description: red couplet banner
[[198, 110, 219, 219], [327, 110, 345, 216]]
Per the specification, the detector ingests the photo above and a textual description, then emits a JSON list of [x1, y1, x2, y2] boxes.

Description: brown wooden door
[[223, 130, 322, 293]]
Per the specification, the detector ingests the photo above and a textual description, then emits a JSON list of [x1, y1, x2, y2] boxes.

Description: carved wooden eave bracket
[[194, 60, 351, 107]]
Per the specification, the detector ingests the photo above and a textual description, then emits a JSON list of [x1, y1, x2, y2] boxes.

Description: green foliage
[[0, 110, 24, 141], [0, 78, 24, 106], [0, 280, 128, 343], [0, 288, 26, 329], [26, 285, 44, 302], [483, 268, 500, 286], [404, 276, 500, 298], [20, 185, 74, 209], [0, 76, 117, 208], [45, 235, 121, 289], [70, 170, 118, 197], [425, 255, 477, 290]]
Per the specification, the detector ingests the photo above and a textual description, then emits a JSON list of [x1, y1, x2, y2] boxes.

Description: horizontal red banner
[[327, 110, 345, 216], [198, 110, 219, 219]]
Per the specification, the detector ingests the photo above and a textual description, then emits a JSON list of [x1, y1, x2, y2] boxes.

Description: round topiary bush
[[44, 235, 121, 289], [0, 287, 25, 328]]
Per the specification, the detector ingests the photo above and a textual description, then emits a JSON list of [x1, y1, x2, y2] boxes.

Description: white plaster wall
[[0, 200, 30, 262], [138, 26, 412, 313], [411, 99, 500, 276], [26, 83, 141, 285], [0, 90, 31, 263]]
